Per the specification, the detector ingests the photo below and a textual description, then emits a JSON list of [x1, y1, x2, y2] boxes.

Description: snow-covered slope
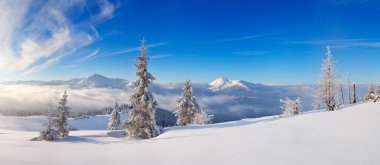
[[0, 103, 379, 165]]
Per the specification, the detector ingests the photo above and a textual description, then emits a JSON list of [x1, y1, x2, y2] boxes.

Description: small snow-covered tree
[[377, 84, 380, 95], [56, 91, 70, 137], [125, 38, 160, 139], [365, 83, 376, 101], [347, 74, 352, 104], [108, 103, 121, 130], [38, 101, 58, 141], [316, 46, 337, 111], [280, 97, 302, 116], [175, 80, 211, 125], [193, 109, 213, 125], [337, 74, 344, 108], [175, 80, 199, 125]]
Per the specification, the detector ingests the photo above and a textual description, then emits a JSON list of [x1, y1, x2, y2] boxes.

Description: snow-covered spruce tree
[[175, 80, 200, 125], [337, 74, 344, 107], [377, 84, 380, 95], [125, 38, 160, 139], [280, 97, 302, 116], [56, 91, 70, 137], [365, 83, 376, 101], [39, 102, 58, 141], [316, 46, 337, 111], [175, 80, 212, 125], [108, 103, 121, 130], [347, 74, 352, 104]]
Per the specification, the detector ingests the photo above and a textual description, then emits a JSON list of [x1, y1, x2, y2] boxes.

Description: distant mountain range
[[0, 74, 370, 123], [1, 74, 131, 88]]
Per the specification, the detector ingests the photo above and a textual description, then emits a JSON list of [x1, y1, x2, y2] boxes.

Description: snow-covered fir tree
[[347, 74, 352, 104], [125, 37, 160, 139], [108, 103, 121, 130], [175, 80, 200, 125], [174, 80, 212, 125], [38, 101, 58, 141], [365, 83, 376, 101], [337, 74, 344, 107], [56, 91, 70, 137], [280, 97, 302, 116], [377, 84, 380, 95], [316, 46, 337, 111]]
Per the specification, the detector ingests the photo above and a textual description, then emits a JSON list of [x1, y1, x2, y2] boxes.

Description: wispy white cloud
[[0, 0, 117, 75], [77, 49, 100, 63], [106, 42, 168, 56], [322, 0, 374, 5], [150, 54, 174, 59], [62, 65, 77, 69], [291, 39, 380, 48], [232, 51, 272, 56], [213, 33, 278, 43]]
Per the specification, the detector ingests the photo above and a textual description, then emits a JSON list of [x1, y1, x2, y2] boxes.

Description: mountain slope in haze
[[0, 74, 369, 123]]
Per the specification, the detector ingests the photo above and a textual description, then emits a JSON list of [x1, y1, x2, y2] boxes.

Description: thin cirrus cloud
[[0, 0, 117, 75], [213, 33, 279, 43], [76, 49, 101, 63], [322, 0, 374, 5], [150, 54, 174, 59], [291, 39, 380, 48], [232, 51, 272, 56], [106, 42, 168, 57]]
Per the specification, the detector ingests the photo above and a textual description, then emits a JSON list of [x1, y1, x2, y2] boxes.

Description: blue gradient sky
[[1, 0, 380, 84]]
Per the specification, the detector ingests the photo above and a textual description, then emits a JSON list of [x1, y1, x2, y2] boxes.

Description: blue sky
[[1, 0, 380, 84]]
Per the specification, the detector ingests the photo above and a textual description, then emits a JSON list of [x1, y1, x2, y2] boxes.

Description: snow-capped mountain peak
[[209, 77, 249, 90]]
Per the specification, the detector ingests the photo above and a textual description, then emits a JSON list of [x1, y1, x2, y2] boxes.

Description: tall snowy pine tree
[[317, 46, 337, 111], [56, 91, 70, 137], [125, 38, 160, 139]]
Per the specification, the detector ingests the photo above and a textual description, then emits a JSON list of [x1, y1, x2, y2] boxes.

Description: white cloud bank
[[0, 0, 117, 74]]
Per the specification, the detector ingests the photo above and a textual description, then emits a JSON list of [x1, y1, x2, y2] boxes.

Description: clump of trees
[[365, 83, 380, 103], [280, 97, 302, 116]]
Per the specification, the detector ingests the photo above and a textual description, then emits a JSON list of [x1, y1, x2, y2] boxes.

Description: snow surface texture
[[0, 103, 379, 165]]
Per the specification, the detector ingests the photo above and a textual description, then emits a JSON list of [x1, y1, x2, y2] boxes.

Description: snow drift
[[0, 103, 379, 165]]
